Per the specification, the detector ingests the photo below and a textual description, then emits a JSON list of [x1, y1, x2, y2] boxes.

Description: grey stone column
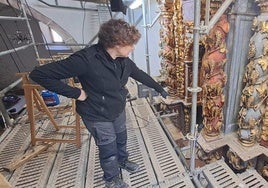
[[223, 0, 259, 134]]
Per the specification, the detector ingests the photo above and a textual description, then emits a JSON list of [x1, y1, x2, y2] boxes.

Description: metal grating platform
[[237, 169, 268, 187], [8, 114, 70, 188], [46, 121, 90, 187], [122, 106, 159, 187], [0, 97, 194, 187], [202, 160, 241, 188], [130, 98, 194, 187], [0, 114, 30, 174], [86, 138, 105, 188], [2, 96, 267, 188]]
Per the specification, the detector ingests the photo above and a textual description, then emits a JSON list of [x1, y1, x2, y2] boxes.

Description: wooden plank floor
[[0, 96, 194, 188]]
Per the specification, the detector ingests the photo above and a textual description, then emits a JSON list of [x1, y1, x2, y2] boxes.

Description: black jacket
[[30, 44, 165, 121]]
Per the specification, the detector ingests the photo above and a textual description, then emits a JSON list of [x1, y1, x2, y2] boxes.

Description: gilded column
[[157, 0, 176, 96], [238, 0, 268, 147], [201, 0, 230, 138], [173, 0, 185, 98]]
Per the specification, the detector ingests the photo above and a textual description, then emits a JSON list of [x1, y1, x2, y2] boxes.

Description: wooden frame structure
[[17, 72, 82, 147]]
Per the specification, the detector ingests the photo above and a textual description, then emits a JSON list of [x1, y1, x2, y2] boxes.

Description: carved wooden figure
[[201, 14, 230, 137]]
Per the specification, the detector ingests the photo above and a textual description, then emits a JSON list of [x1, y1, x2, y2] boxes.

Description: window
[[51, 29, 63, 43], [39, 22, 70, 50]]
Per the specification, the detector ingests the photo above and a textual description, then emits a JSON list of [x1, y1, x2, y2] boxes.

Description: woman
[[30, 19, 168, 188]]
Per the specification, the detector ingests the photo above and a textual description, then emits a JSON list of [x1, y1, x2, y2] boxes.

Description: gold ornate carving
[[197, 148, 222, 164], [260, 21, 268, 33], [238, 4, 268, 146], [158, 0, 175, 95], [173, 0, 185, 98], [261, 165, 268, 180], [201, 14, 230, 137], [256, 0, 268, 13], [260, 105, 268, 146], [210, 0, 223, 17], [226, 150, 254, 170]]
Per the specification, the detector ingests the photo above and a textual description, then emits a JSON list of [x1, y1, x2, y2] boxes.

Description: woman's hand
[[77, 89, 87, 101]]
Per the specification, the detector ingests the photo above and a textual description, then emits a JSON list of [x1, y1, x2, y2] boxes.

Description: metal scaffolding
[[187, 1, 234, 186], [138, 0, 237, 186], [0, 0, 39, 128]]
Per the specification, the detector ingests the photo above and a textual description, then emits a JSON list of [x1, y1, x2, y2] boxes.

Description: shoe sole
[[119, 166, 140, 173]]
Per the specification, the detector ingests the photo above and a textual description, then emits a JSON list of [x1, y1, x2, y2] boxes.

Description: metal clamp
[[186, 133, 197, 141], [187, 87, 202, 93]]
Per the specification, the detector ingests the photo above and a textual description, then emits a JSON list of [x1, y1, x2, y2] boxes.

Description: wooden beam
[[0, 173, 11, 188], [4, 143, 54, 171]]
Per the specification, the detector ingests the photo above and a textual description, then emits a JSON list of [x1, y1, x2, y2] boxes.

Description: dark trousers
[[82, 110, 128, 181]]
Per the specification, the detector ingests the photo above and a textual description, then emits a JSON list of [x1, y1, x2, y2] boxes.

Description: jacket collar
[[95, 43, 127, 80]]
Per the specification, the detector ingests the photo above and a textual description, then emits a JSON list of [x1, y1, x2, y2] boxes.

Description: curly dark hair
[[98, 19, 141, 49]]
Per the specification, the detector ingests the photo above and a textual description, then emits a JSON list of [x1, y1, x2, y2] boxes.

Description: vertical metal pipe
[[0, 78, 22, 127], [0, 97, 12, 128], [21, 0, 40, 59], [205, 0, 210, 26], [142, 0, 150, 76], [190, 0, 201, 174], [128, 8, 135, 61], [141, 0, 152, 102], [148, 0, 151, 24]]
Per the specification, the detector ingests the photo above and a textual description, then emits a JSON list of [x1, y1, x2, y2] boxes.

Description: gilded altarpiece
[[158, 0, 204, 135]]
